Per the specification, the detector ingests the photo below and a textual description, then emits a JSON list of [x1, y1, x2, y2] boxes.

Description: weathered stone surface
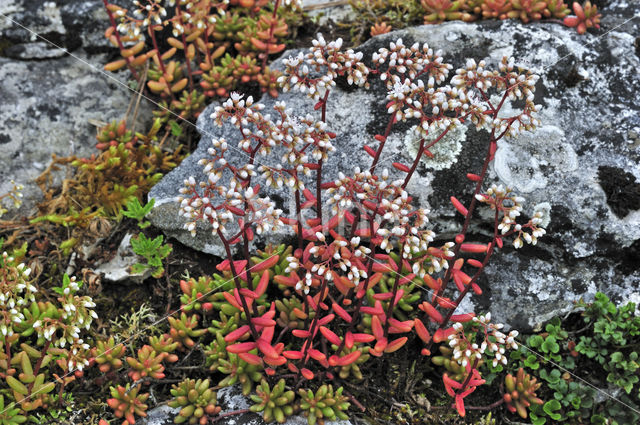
[[149, 2, 640, 331], [0, 0, 150, 216], [137, 385, 355, 425], [0, 0, 113, 54]]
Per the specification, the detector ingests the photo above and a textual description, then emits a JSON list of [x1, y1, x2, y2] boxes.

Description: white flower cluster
[[0, 253, 36, 335], [475, 185, 548, 249], [285, 236, 372, 291], [179, 175, 282, 238], [210, 94, 335, 191], [326, 167, 446, 276], [132, 0, 168, 27], [278, 33, 369, 101], [32, 275, 98, 352], [177, 128, 283, 239], [451, 57, 542, 138], [448, 312, 519, 369], [373, 39, 452, 83]]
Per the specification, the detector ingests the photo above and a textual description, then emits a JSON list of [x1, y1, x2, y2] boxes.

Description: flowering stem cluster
[[177, 33, 550, 420], [0, 247, 97, 419], [102, 0, 302, 123]]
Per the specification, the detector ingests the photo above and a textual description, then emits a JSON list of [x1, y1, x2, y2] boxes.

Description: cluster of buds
[[0, 252, 35, 336], [475, 185, 548, 249], [278, 34, 370, 101], [178, 135, 283, 239], [448, 313, 519, 369], [450, 57, 541, 138]]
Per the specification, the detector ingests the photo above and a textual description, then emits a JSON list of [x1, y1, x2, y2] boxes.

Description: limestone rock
[[0, 0, 151, 216]]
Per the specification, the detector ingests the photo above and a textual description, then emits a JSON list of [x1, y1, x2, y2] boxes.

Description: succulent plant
[[106, 384, 149, 425], [370, 22, 392, 37], [217, 351, 264, 395], [0, 395, 27, 424], [421, 0, 473, 24], [250, 379, 296, 423], [545, 0, 571, 18], [481, 0, 512, 19], [96, 120, 134, 150], [126, 345, 166, 382], [168, 378, 222, 424], [298, 384, 350, 425], [564, 1, 601, 34], [503, 367, 544, 418], [148, 334, 179, 363], [91, 336, 126, 373], [507, 0, 548, 22], [167, 313, 208, 350]]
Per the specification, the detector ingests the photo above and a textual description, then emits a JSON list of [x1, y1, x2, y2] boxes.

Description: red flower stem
[[425, 202, 501, 354], [217, 230, 259, 339], [149, 27, 167, 75], [294, 188, 304, 251], [316, 90, 331, 222], [274, 325, 289, 345], [300, 279, 328, 367], [27, 340, 51, 395], [460, 357, 480, 391], [261, 0, 281, 71], [369, 114, 396, 174], [174, 4, 194, 91], [383, 252, 403, 338], [242, 235, 254, 292], [58, 380, 66, 406], [349, 208, 361, 240], [102, 0, 140, 80], [434, 127, 496, 301], [343, 390, 366, 412], [334, 215, 377, 355]]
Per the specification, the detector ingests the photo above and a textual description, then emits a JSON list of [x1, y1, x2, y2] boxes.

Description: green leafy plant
[[123, 198, 155, 229], [130, 232, 172, 278]]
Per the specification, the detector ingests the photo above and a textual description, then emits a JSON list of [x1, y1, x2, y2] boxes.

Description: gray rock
[[0, 0, 151, 216], [0, 0, 112, 54], [0, 54, 150, 216], [149, 3, 640, 331], [137, 385, 356, 425]]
